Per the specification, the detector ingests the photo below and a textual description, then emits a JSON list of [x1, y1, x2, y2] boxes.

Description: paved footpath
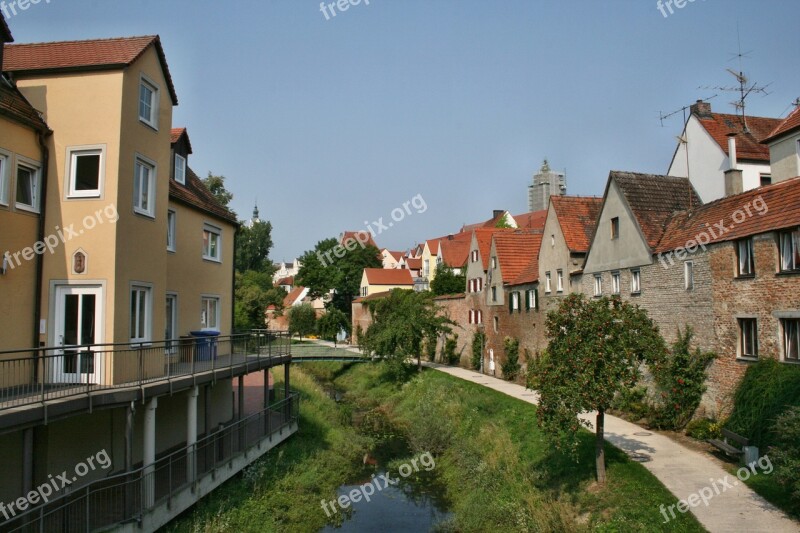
[[422, 362, 799, 533]]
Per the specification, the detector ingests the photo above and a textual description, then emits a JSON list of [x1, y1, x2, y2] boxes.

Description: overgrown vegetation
[[286, 303, 317, 338], [771, 407, 800, 507], [471, 331, 484, 370], [316, 308, 350, 346], [684, 418, 722, 441], [501, 336, 521, 381], [430, 266, 467, 296], [441, 334, 460, 365]]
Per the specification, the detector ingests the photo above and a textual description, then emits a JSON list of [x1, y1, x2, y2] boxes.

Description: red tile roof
[[510, 256, 540, 286], [550, 196, 603, 253], [473, 228, 514, 268], [170, 127, 193, 153], [276, 276, 294, 287], [763, 105, 800, 144], [512, 210, 548, 230], [425, 239, 440, 255], [493, 232, 544, 284], [341, 231, 377, 249], [384, 250, 404, 261], [438, 233, 472, 268], [433, 293, 465, 301], [283, 286, 306, 307], [405, 257, 422, 270], [612, 171, 701, 250], [696, 112, 781, 162], [363, 268, 414, 286], [354, 290, 393, 303], [5, 35, 178, 104], [169, 167, 238, 225], [0, 79, 48, 131], [657, 175, 800, 253]]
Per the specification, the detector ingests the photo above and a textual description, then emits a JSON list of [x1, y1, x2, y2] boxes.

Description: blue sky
[[7, 0, 800, 261]]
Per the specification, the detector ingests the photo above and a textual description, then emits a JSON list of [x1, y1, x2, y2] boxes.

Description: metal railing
[[0, 331, 291, 412], [4, 393, 300, 533]]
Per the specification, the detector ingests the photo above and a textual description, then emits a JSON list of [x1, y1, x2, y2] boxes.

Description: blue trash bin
[[190, 330, 220, 361]]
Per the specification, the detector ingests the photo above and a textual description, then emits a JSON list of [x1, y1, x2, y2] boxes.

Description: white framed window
[[557, 270, 564, 292], [67, 146, 104, 198], [167, 209, 176, 251], [15, 158, 41, 213], [594, 274, 602, 296], [130, 284, 152, 344], [469, 309, 474, 324], [174, 153, 186, 185], [138, 76, 159, 129], [201, 296, 220, 331], [781, 318, 800, 362], [477, 310, 482, 324], [685, 261, 694, 291], [611, 271, 620, 295], [203, 224, 222, 261], [545, 272, 551, 293], [736, 238, 754, 277], [526, 289, 538, 310], [779, 228, 800, 273], [631, 269, 641, 294], [0, 150, 9, 205], [133, 155, 156, 217], [511, 292, 519, 311], [423, 259, 430, 277], [738, 318, 758, 359]]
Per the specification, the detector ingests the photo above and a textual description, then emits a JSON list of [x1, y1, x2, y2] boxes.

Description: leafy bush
[[770, 407, 800, 506], [442, 334, 460, 365], [425, 333, 438, 362], [650, 327, 715, 430], [501, 337, 521, 381], [685, 418, 722, 441], [726, 359, 800, 448], [611, 386, 650, 421], [471, 331, 485, 370], [286, 303, 317, 338]]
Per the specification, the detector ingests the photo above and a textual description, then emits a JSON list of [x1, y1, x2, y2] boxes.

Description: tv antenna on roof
[[658, 94, 718, 127]]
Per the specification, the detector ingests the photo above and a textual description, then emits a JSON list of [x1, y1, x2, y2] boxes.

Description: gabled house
[[380, 248, 403, 269], [667, 100, 782, 202], [359, 267, 414, 297], [272, 259, 300, 283], [761, 104, 800, 183]]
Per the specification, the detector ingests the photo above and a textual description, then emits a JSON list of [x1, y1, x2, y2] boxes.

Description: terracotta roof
[[438, 233, 472, 268], [276, 276, 294, 286], [283, 286, 306, 307], [433, 293, 465, 301], [384, 250, 404, 261], [354, 290, 392, 303], [509, 255, 540, 286], [425, 239, 440, 255], [612, 171, 701, 250], [5, 35, 178, 104], [762, 105, 800, 144], [341, 231, 377, 249], [695, 112, 781, 162], [473, 228, 514, 268], [169, 167, 238, 225], [493, 232, 543, 284], [170, 127, 193, 153], [0, 78, 48, 131], [460, 211, 510, 232], [550, 196, 603, 253], [363, 268, 414, 286], [405, 257, 422, 270], [657, 175, 800, 253], [512, 210, 547, 230], [1, 14, 12, 43]]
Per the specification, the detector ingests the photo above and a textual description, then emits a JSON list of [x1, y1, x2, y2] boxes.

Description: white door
[[52, 286, 103, 384]]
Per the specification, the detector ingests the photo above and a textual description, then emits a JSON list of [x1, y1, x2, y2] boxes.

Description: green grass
[[165, 362, 706, 532]]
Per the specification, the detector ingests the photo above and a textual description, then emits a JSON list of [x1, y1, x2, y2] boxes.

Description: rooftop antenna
[[657, 95, 717, 182], [698, 25, 770, 133]]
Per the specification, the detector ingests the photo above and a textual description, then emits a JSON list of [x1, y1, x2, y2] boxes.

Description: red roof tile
[[438, 233, 472, 268], [493, 232, 543, 284], [385, 250, 404, 261], [657, 175, 800, 252], [612, 171, 701, 250], [169, 167, 238, 225], [405, 257, 422, 270], [341, 231, 377, 249], [550, 196, 603, 253], [426, 239, 440, 255], [433, 293, 465, 301], [0, 78, 48, 131], [763, 105, 800, 144], [5, 35, 178, 104], [363, 268, 414, 286], [170, 127, 193, 153], [276, 276, 294, 286], [512, 210, 548, 230], [510, 256, 540, 286], [473, 228, 514, 268], [283, 286, 306, 307], [696, 112, 781, 162]]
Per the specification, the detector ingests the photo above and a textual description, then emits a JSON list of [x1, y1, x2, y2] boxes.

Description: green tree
[[528, 294, 666, 484], [202, 172, 234, 209], [495, 213, 514, 229], [296, 237, 382, 316], [236, 220, 274, 273], [361, 289, 454, 379], [430, 266, 467, 296], [317, 308, 350, 346], [471, 331, 485, 370], [287, 303, 317, 339], [501, 337, 521, 381], [234, 270, 286, 331]]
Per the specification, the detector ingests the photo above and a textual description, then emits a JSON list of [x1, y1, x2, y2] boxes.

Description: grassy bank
[[166, 362, 705, 532]]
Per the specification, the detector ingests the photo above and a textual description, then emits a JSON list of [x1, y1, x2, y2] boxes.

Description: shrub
[[685, 418, 722, 441], [471, 331, 485, 370], [442, 334, 460, 365], [425, 333, 438, 362], [770, 407, 800, 506], [501, 337, 521, 381], [611, 386, 650, 421], [726, 359, 800, 449], [650, 327, 715, 430]]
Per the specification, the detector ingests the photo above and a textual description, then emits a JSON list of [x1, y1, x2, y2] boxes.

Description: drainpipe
[[33, 129, 51, 379]]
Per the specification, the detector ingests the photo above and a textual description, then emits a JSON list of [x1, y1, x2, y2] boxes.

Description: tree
[[202, 172, 234, 209], [471, 331, 485, 370], [528, 294, 666, 484], [430, 266, 466, 296], [296, 237, 382, 316], [317, 308, 350, 346], [495, 213, 514, 229], [360, 289, 454, 379], [501, 337, 521, 381], [236, 220, 274, 273], [287, 303, 317, 339], [234, 271, 286, 331]]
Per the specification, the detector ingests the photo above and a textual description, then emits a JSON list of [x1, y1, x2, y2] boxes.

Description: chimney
[[727, 133, 737, 171], [447, 234, 453, 240], [690, 100, 712, 118], [493, 210, 505, 219]]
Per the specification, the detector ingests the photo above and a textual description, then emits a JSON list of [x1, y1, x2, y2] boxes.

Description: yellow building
[[359, 267, 414, 297], [0, 24, 296, 531]]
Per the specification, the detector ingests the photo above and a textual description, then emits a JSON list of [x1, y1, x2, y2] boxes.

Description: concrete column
[[142, 397, 157, 509], [187, 387, 198, 483]]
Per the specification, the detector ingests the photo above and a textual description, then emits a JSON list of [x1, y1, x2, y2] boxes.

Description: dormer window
[[175, 153, 186, 185]]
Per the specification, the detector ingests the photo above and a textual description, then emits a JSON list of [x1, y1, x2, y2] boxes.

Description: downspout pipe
[[33, 129, 51, 379]]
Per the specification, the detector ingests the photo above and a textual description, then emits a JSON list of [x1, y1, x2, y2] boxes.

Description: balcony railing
[[0, 331, 291, 413], [4, 392, 300, 533]]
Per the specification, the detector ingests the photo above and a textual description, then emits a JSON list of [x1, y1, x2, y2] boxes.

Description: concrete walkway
[[422, 362, 798, 533]]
